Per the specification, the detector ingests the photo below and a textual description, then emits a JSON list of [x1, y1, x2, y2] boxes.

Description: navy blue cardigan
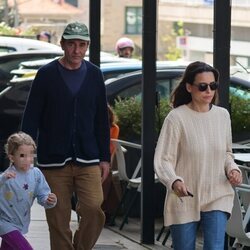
[[21, 59, 110, 168]]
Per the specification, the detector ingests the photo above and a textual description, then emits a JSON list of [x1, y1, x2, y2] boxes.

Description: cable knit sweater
[[154, 104, 240, 226]]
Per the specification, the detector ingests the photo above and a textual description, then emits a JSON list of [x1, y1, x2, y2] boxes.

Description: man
[[115, 37, 135, 58], [21, 22, 110, 250]]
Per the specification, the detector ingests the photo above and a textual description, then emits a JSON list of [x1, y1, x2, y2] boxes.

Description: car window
[[115, 77, 179, 101], [157, 78, 179, 98], [0, 59, 30, 88], [0, 82, 31, 117], [117, 84, 141, 100], [104, 71, 129, 80], [0, 59, 24, 77], [0, 53, 61, 88], [0, 46, 16, 54], [230, 86, 250, 100], [103, 68, 141, 80]]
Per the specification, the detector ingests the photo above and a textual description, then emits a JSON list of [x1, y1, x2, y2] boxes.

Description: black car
[[106, 68, 185, 105], [0, 50, 63, 90], [106, 68, 250, 102], [0, 66, 249, 170]]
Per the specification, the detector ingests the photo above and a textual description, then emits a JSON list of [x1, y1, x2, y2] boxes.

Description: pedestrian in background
[[36, 31, 51, 43], [102, 104, 120, 223], [21, 22, 110, 250], [154, 61, 242, 250], [0, 132, 57, 250], [108, 104, 120, 158], [115, 37, 135, 58]]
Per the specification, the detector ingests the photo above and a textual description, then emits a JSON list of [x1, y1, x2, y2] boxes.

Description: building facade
[[10, 0, 84, 44], [8, 0, 250, 66], [100, 0, 250, 66]]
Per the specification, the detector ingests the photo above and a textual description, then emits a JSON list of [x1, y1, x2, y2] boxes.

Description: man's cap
[[62, 22, 90, 41]]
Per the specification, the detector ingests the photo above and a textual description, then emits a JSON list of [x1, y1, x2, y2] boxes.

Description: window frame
[[125, 6, 142, 35]]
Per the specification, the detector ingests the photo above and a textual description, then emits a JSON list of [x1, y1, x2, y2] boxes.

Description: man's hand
[[99, 161, 110, 183]]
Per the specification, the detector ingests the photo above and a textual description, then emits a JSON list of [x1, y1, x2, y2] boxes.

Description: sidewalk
[[26, 202, 150, 250], [0, 202, 204, 249]]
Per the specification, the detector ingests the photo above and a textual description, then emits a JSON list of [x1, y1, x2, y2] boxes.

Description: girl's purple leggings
[[0, 230, 33, 250]]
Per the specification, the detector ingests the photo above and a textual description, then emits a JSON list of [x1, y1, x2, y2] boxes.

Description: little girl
[[0, 132, 57, 250]]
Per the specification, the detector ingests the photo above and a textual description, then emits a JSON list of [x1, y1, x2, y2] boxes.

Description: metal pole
[[213, 0, 231, 111], [89, 0, 101, 67], [13, 0, 19, 27], [214, 3, 231, 249], [141, 0, 157, 244]]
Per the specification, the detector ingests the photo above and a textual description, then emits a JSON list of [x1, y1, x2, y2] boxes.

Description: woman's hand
[[228, 169, 242, 186], [172, 180, 189, 197]]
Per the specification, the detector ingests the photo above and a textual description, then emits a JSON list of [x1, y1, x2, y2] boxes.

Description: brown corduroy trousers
[[42, 163, 105, 250]]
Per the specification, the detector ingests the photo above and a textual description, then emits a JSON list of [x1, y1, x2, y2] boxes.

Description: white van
[[0, 36, 62, 54]]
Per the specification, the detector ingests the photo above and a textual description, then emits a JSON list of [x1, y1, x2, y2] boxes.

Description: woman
[[154, 61, 242, 250]]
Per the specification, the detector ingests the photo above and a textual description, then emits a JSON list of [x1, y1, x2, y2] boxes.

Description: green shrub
[[113, 94, 250, 141], [113, 97, 142, 140], [230, 93, 250, 133], [113, 97, 171, 140]]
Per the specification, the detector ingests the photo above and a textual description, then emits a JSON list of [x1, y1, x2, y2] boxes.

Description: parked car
[[10, 59, 188, 82], [0, 50, 63, 90], [101, 60, 189, 80], [0, 36, 62, 54], [0, 65, 249, 170], [106, 69, 250, 105], [4, 53, 142, 84]]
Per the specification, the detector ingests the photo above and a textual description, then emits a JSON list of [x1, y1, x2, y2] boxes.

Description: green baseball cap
[[62, 22, 90, 41]]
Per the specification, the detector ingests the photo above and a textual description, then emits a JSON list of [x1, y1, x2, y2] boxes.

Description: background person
[[0, 132, 57, 250], [115, 37, 134, 58], [36, 31, 51, 43], [154, 61, 242, 250], [21, 22, 110, 250], [102, 104, 120, 223], [108, 104, 120, 158]]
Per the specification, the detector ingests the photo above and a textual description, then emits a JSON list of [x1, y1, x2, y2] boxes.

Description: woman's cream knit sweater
[[154, 104, 240, 226]]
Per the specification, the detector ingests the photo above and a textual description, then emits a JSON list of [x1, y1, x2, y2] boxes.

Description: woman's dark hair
[[170, 61, 219, 108]]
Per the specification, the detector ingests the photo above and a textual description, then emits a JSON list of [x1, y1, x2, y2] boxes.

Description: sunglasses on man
[[192, 82, 219, 92]]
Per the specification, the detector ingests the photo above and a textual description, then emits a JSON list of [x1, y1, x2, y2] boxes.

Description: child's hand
[[4, 171, 16, 179], [46, 193, 57, 205]]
